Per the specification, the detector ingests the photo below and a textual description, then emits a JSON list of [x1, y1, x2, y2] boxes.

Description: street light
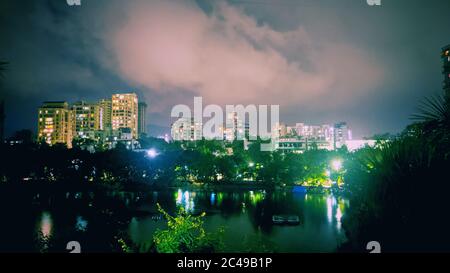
[[147, 148, 159, 158], [331, 159, 342, 171]]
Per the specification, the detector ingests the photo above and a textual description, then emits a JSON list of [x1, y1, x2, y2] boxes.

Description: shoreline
[[0, 181, 344, 195]]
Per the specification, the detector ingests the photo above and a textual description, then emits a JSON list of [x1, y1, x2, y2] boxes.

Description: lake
[[0, 188, 348, 253]]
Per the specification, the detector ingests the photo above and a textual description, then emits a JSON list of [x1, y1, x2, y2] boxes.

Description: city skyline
[[33, 92, 356, 145]]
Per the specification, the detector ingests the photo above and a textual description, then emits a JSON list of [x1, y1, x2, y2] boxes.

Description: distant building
[[284, 123, 334, 150], [294, 123, 332, 141], [442, 44, 450, 99], [138, 102, 147, 138], [37, 102, 74, 148], [7, 130, 34, 146], [275, 137, 306, 153], [333, 122, 352, 149], [286, 126, 296, 136], [224, 112, 244, 141], [303, 124, 333, 142], [345, 139, 376, 152], [171, 117, 202, 141], [112, 93, 138, 139], [272, 122, 288, 139], [272, 122, 352, 152], [294, 123, 304, 137], [72, 101, 101, 139]]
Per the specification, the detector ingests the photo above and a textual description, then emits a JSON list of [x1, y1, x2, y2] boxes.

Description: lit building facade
[[98, 99, 112, 132], [442, 44, 450, 99], [333, 122, 352, 149], [275, 137, 306, 153], [224, 112, 244, 141], [294, 123, 333, 142], [37, 102, 74, 148], [272, 122, 350, 152], [138, 102, 147, 138], [272, 122, 288, 139], [112, 93, 138, 139], [72, 101, 101, 139], [171, 117, 202, 141]]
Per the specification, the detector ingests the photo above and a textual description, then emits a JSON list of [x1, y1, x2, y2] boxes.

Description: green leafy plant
[[153, 204, 224, 253]]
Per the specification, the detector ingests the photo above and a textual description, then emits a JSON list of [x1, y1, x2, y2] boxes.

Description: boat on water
[[272, 215, 300, 225]]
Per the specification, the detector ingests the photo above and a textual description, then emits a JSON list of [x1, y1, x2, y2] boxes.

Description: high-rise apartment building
[[224, 112, 244, 141], [138, 102, 147, 138], [98, 99, 112, 132], [171, 117, 202, 141], [37, 102, 74, 148], [111, 93, 138, 139], [72, 101, 101, 139], [294, 123, 333, 141], [442, 44, 450, 99]]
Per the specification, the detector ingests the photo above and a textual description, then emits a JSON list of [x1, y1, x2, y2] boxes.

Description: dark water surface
[[0, 189, 348, 253]]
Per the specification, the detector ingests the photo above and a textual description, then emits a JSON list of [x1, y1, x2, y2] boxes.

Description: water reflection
[[326, 195, 334, 223], [130, 190, 348, 253], [175, 189, 195, 213], [210, 193, 216, 206], [75, 216, 88, 232], [22, 189, 348, 253], [325, 195, 346, 231], [36, 211, 53, 252]]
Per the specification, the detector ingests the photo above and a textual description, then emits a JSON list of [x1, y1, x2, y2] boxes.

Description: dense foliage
[[0, 137, 348, 189], [152, 204, 223, 253], [342, 95, 450, 252]]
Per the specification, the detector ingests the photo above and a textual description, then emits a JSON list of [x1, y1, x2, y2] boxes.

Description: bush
[[152, 204, 224, 253]]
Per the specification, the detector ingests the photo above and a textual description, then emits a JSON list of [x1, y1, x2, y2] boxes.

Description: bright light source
[[147, 149, 159, 158], [249, 162, 255, 167], [331, 159, 342, 171]]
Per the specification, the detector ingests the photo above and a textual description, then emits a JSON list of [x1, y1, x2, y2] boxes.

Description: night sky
[[1, 0, 450, 138]]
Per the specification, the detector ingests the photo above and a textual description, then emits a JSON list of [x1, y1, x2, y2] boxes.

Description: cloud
[[5, 0, 446, 137], [111, 0, 383, 107]]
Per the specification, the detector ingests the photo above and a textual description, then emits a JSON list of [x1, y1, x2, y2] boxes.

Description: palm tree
[[341, 93, 450, 252], [411, 94, 450, 140]]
